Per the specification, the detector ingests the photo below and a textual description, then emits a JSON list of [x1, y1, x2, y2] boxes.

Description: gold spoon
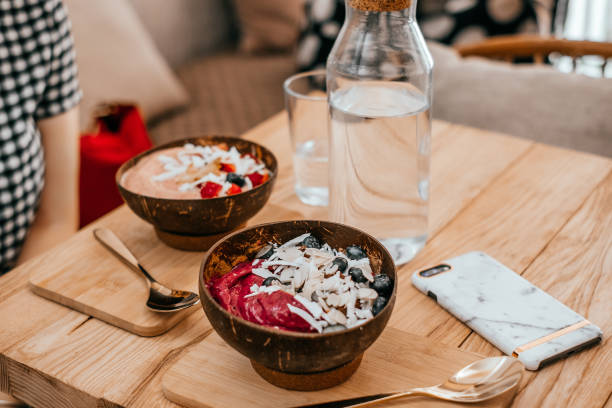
[[299, 356, 524, 407], [93, 228, 199, 312]]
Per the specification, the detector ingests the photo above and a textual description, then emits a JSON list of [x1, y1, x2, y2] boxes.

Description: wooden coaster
[[162, 328, 516, 408], [28, 213, 205, 337]]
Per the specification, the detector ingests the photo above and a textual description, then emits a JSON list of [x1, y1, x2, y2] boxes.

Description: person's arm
[[18, 106, 80, 264]]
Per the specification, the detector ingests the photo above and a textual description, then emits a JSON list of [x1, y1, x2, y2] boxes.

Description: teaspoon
[[299, 356, 524, 407], [93, 228, 199, 312]]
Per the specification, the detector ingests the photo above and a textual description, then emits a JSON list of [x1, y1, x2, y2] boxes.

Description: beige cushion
[[149, 53, 296, 145], [65, 0, 189, 129], [428, 42, 612, 157], [232, 0, 305, 53], [128, 0, 236, 67]]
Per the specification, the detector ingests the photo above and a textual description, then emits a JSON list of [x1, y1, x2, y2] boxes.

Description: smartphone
[[411, 251, 602, 370]]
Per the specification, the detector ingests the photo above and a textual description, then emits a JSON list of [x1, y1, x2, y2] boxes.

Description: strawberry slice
[[220, 163, 236, 173], [227, 183, 242, 195], [246, 172, 269, 187], [200, 181, 223, 198]]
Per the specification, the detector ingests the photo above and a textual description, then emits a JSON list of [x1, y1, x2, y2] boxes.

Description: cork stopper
[[347, 0, 412, 12]]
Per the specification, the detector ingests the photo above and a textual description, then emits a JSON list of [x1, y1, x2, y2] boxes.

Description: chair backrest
[[455, 34, 612, 75]]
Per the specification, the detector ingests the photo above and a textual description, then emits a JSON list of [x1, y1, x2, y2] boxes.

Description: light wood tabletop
[[1, 112, 611, 407]]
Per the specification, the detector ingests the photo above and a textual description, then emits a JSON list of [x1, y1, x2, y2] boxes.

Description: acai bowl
[[116, 136, 277, 250], [199, 220, 397, 390]]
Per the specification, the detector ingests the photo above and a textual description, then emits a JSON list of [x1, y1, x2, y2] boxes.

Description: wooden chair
[[455, 34, 612, 75]]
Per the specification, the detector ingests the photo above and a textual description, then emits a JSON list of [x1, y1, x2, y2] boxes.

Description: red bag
[[79, 104, 152, 227]]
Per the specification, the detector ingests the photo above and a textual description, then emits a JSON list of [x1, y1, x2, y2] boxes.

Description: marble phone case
[[411, 251, 602, 370]]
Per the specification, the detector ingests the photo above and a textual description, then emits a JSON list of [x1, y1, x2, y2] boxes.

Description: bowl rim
[[115, 135, 278, 202], [199, 219, 398, 339]]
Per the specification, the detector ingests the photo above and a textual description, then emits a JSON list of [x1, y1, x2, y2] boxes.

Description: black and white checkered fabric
[[0, 0, 81, 274]]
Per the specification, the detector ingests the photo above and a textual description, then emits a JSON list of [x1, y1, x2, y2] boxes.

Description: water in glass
[[294, 139, 329, 206]]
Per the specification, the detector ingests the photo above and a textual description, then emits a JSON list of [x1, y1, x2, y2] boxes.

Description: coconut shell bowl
[[116, 136, 277, 251], [199, 220, 397, 391]]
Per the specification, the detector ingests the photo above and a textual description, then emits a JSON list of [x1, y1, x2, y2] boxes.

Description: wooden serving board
[[162, 327, 518, 408], [27, 209, 203, 336]]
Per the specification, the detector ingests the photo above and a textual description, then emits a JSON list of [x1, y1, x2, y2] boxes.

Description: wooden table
[[1, 113, 611, 407]]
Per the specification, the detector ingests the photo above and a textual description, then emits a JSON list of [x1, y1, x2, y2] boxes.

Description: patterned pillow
[[296, 0, 345, 71], [420, 0, 538, 45], [297, 0, 538, 71]]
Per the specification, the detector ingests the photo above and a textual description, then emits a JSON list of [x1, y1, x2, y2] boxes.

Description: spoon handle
[[296, 390, 430, 408], [344, 390, 429, 407], [93, 228, 156, 284]]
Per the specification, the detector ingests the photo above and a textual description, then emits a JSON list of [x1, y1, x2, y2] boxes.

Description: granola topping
[[207, 233, 393, 333], [121, 143, 270, 199]]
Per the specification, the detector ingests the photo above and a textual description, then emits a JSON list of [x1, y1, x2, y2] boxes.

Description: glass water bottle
[[326, 0, 433, 265]]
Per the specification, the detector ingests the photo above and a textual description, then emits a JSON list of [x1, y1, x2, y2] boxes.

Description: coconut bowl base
[[154, 226, 246, 252], [250, 354, 363, 391]]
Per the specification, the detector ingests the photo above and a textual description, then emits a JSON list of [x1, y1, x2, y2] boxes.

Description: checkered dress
[[0, 0, 81, 274]]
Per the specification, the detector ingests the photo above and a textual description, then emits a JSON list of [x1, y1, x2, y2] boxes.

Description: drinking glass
[[284, 70, 329, 207]]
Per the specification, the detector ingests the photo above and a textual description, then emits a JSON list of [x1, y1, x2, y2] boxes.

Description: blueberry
[[262, 277, 280, 286], [349, 267, 367, 284], [346, 245, 367, 260], [226, 172, 245, 187], [371, 274, 393, 297], [332, 257, 348, 273], [311, 292, 319, 302], [302, 235, 322, 249], [372, 296, 387, 316], [256, 244, 274, 259]]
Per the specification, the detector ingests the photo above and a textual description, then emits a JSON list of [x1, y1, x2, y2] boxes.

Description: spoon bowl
[[94, 228, 200, 313], [300, 356, 524, 407], [146, 282, 200, 312], [432, 356, 524, 403]]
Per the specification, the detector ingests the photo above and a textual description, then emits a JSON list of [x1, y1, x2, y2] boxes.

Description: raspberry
[[200, 181, 222, 198], [246, 172, 269, 187]]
